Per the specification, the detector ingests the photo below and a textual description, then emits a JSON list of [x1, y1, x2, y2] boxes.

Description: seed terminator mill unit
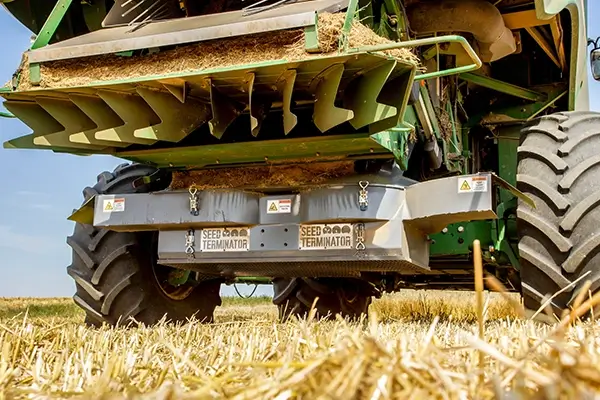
[[2, 0, 600, 325]]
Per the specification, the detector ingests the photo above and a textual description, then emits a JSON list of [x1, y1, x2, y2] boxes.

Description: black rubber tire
[[516, 111, 600, 317], [272, 277, 374, 321], [67, 162, 222, 327]]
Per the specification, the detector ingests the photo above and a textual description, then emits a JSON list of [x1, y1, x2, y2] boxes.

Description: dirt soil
[[169, 160, 357, 190]]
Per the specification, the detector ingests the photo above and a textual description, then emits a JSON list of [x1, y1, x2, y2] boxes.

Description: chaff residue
[[169, 161, 356, 190], [18, 13, 421, 90]]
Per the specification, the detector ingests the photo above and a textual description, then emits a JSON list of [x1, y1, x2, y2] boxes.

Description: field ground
[[0, 290, 599, 399]]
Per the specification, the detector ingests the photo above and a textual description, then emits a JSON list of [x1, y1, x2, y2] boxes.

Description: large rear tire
[[272, 277, 374, 321], [67, 163, 222, 327], [516, 111, 600, 316]]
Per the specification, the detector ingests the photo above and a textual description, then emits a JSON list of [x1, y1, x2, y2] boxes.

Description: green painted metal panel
[[430, 221, 493, 257], [117, 133, 395, 168], [30, 0, 74, 50]]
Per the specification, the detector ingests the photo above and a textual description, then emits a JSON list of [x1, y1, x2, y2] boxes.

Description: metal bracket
[[490, 173, 536, 209], [67, 195, 96, 224]]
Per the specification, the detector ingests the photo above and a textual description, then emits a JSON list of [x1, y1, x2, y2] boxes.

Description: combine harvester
[[1, 0, 599, 325]]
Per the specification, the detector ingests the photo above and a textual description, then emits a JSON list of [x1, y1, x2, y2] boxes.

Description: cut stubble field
[[1, 290, 599, 399]]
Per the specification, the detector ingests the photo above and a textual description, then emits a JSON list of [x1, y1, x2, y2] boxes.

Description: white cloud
[[0, 225, 62, 254]]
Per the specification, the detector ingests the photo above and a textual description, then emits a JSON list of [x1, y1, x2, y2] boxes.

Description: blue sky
[[1, 4, 599, 298]]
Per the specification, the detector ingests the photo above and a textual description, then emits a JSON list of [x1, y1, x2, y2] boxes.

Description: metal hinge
[[189, 187, 199, 216], [355, 222, 366, 259], [185, 229, 196, 259], [358, 181, 369, 211]]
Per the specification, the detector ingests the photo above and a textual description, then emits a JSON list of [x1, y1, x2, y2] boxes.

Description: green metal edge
[[491, 173, 536, 209], [30, 0, 74, 50], [68, 194, 96, 224], [115, 133, 396, 168]]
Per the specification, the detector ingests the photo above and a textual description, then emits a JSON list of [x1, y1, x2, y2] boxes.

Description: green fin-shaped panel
[[136, 87, 211, 142], [208, 79, 244, 139], [343, 60, 398, 129], [68, 94, 130, 147], [278, 69, 298, 135], [312, 64, 354, 133], [96, 90, 159, 145]]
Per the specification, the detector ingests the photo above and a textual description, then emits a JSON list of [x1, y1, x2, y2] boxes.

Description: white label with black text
[[199, 227, 250, 252], [458, 176, 488, 193], [267, 199, 292, 214], [299, 224, 353, 250], [103, 198, 125, 212]]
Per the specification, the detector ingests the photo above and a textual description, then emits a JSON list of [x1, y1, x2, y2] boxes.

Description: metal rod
[[473, 239, 485, 386], [233, 277, 272, 284], [459, 72, 546, 102], [348, 35, 483, 80], [340, 0, 359, 51]]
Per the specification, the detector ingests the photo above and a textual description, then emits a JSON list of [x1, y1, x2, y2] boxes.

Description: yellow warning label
[[268, 202, 278, 212], [102, 198, 125, 212], [459, 180, 471, 191]]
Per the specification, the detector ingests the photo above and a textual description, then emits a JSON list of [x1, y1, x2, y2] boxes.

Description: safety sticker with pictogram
[[267, 199, 291, 214], [457, 176, 488, 193], [103, 198, 125, 212]]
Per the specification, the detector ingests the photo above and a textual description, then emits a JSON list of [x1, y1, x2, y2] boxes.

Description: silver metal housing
[[91, 172, 498, 277]]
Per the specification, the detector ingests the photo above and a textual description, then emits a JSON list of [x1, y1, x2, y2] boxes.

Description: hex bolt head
[[442, 227, 448, 234], [457, 226, 465, 233]]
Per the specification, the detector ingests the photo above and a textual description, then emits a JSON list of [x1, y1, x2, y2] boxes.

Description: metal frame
[[459, 72, 547, 102]]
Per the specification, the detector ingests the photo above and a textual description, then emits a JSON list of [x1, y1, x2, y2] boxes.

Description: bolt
[[457, 226, 464, 233], [442, 227, 448, 234]]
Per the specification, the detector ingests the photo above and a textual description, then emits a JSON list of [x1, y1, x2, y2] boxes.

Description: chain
[[189, 186, 199, 216], [354, 222, 366, 258], [185, 229, 196, 259], [358, 181, 369, 211]]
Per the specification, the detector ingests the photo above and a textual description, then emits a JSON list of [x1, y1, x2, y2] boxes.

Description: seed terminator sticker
[[299, 224, 353, 250]]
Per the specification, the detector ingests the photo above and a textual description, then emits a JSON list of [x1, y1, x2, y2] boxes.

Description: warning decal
[[267, 199, 292, 214], [103, 198, 125, 212], [458, 176, 488, 193]]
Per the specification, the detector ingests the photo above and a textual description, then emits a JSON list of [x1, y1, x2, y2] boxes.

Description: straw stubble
[[1, 291, 600, 399]]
